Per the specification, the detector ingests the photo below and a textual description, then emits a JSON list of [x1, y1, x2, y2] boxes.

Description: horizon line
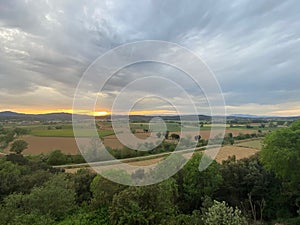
[[0, 109, 300, 118]]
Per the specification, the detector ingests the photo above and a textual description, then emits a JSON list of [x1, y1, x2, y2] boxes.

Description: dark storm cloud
[[0, 0, 299, 114]]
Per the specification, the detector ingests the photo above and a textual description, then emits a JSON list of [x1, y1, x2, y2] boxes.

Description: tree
[[165, 130, 169, 140], [0, 160, 22, 199], [0, 174, 76, 221], [90, 174, 128, 208], [10, 140, 28, 154], [73, 169, 96, 204], [109, 178, 178, 225], [204, 200, 247, 225], [171, 133, 180, 140], [26, 174, 76, 219], [47, 149, 68, 165], [260, 120, 300, 213], [13, 127, 29, 136], [0, 127, 29, 151], [179, 153, 223, 213]]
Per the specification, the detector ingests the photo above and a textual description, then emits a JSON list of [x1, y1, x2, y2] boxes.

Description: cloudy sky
[[0, 0, 300, 116]]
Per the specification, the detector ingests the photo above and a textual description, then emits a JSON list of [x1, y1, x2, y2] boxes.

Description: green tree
[[0, 160, 22, 199], [165, 130, 169, 139], [10, 140, 28, 154], [25, 174, 76, 219], [218, 155, 280, 221], [73, 169, 96, 204], [0, 174, 76, 222], [13, 127, 29, 136], [109, 178, 178, 225], [180, 153, 223, 212], [204, 200, 247, 225], [261, 120, 300, 214], [47, 149, 68, 165], [90, 174, 128, 208], [57, 207, 109, 225]]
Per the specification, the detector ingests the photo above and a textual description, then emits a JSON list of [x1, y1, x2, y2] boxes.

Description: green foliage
[[218, 155, 281, 221], [261, 120, 300, 213], [57, 207, 109, 225], [203, 200, 247, 225], [277, 216, 300, 225], [0, 160, 22, 198], [90, 174, 128, 208], [47, 149, 68, 165], [180, 153, 223, 212], [13, 127, 29, 136], [25, 174, 76, 219], [109, 178, 178, 225], [167, 210, 204, 225], [0, 127, 28, 150], [10, 140, 28, 154], [0, 174, 76, 222], [73, 169, 96, 204], [261, 121, 300, 181], [46, 150, 86, 165]]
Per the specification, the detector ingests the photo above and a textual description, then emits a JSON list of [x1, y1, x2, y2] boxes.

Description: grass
[[27, 124, 114, 138], [235, 139, 263, 150]]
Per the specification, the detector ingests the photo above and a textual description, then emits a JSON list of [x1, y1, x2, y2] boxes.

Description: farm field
[[4, 136, 88, 155], [235, 139, 263, 150], [64, 145, 259, 174], [182, 145, 259, 163], [30, 126, 114, 138], [102, 129, 257, 150], [6, 122, 264, 155], [129, 122, 228, 132]]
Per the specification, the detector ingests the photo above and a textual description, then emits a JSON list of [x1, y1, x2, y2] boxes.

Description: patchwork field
[[6, 122, 263, 155], [235, 139, 263, 150]]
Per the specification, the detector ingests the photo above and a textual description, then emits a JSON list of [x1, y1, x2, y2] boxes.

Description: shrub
[[203, 200, 247, 225]]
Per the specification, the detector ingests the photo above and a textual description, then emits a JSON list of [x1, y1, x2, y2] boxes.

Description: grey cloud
[[0, 0, 299, 114]]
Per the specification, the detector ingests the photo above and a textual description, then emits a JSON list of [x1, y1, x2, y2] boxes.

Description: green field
[[15, 121, 271, 138], [130, 122, 229, 132], [18, 124, 115, 138], [235, 139, 263, 150]]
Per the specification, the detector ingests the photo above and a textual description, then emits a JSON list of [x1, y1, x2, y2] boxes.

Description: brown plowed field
[[5, 136, 89, 155]]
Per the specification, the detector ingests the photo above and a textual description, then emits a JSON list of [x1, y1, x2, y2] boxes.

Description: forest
[[0, 120, 300, 225]]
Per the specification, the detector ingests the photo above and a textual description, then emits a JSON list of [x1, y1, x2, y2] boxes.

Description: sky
[[0, 0, 300, 116]]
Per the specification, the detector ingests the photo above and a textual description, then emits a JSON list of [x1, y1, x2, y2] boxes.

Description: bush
[[47, 150, 68, 165], [203, 200, 247, 225], [46, 150, 86, 165]]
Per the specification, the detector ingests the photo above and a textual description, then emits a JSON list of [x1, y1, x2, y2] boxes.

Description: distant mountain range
[[228, 114, 300, 120], [0, 111, 88, 121], [0, 111, 299, 122]]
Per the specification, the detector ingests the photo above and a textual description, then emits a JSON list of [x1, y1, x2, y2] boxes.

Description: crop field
[[30, 128, 114, 138], [235, 139, 263, 150], [27, 124, 114, 138], [130, 122, 232, 132], [2, 136, 84, 155], [7, 121, 265, 155]]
